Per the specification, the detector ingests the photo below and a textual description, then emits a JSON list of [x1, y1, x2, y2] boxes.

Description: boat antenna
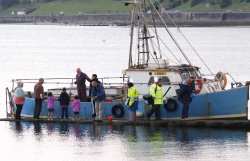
[[152, 0, 215, 76]]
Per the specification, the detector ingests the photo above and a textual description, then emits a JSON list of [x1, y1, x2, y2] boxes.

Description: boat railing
[[5, 87, 15, 118], [11, 77, 129, 99], [12, 76, 128, 87]]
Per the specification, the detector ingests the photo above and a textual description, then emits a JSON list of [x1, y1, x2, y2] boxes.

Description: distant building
[[17, 10, 26, 15], [17, 6, 37, 15]]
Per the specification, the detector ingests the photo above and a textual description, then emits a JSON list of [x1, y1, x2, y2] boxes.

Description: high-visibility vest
[[150, 83, 163, 105], [128, 86, 139, 107]]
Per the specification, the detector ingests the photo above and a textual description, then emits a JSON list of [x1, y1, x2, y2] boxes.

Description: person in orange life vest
[[13, 82, 25, 120]]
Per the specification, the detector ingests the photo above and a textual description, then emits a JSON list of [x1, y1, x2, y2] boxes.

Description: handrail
[[5, 87, 15, 118], [13, 76, 127, 81]]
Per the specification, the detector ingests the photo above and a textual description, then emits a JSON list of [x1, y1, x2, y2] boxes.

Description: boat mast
[[127, 0, 152, 69], [127, 1, 136, 68], [137, 0, 150, 68]]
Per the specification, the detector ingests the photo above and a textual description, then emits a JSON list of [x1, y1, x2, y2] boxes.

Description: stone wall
[[1, 12, 250, 26]]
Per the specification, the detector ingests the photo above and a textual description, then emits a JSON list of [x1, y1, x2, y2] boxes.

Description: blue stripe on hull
[[21, 86, 248, 120], [164, 86, 248, 119]]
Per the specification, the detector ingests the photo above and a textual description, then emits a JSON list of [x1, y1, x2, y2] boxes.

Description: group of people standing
[[127, 77, 195, 122], [12, 67, 195, 121], [145, 77, 195, 121], [12, 67, 106, 121]]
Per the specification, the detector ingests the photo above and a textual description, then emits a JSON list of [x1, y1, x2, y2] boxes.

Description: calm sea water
[[0, 25, 250, 160], [1, 121, 250, 161]]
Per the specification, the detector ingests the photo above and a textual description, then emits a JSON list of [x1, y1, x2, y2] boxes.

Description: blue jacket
[[178, 83, 193, 104], [91, 83, 106, 102]]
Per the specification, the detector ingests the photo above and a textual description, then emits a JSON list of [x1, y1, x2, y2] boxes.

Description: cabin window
[[148, 77, 155, 85], [148, 76, 170, 85], [180, 72, 189, 81], [180, 71, 202, 81], [161, 77, 170, 85]]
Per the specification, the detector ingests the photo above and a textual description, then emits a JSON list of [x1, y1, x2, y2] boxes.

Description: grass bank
[[1, 0, 131, 15]]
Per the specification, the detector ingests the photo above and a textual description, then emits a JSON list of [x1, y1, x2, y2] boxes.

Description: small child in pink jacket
[[72, 95, 80, 120], [47, 92, 55, 120]]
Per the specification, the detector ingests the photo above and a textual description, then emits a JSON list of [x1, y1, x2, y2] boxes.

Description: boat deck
[[1, 118, 250, 128]]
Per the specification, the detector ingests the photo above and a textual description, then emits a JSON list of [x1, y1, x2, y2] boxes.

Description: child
[[47, 92, 55, 120], [72, 95, 80, 120], [59, 87, 70, 119]]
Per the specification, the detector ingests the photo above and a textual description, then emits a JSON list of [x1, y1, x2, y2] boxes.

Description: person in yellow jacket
[[127, 82, 139, 121], [146, 78, 163, 120]]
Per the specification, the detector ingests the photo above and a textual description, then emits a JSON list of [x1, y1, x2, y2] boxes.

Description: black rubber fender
[[164, 98, 178, 112], [111, 104, 125, 118]]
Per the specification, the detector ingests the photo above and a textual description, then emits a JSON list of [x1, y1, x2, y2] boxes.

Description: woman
[[13, 82, 25, 120], [127, 82, 139, 122]]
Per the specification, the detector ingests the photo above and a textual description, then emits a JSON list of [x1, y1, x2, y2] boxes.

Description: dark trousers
[[147, 104, 161, 119], [61, 107, 68, 119], [15, 104, 23, 120], [77, 86, 87, 102], [182, 103, 190, 119], [34, 99, 42, 119]]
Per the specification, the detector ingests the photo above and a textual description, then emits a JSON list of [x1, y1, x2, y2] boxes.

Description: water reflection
[[15, 121, 23, 133], [10, 122, 250, 143], [5, 122, 250, 160], [46, 122, 53, 134], [33, 122, 43, 141], [59, 122, 69, 135]]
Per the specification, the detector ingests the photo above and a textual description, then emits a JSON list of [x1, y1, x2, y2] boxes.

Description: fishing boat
[[5, 0, 249, 120]]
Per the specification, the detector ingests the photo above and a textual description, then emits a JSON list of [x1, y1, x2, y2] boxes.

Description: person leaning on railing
[[75, 68, 91, 102]]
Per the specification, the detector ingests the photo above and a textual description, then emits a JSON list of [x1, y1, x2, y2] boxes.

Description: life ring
[[164, 98, 178, 112], [195, 79, 203, 94], [215, 72, 227, 90], [111, 104, 125, 118]]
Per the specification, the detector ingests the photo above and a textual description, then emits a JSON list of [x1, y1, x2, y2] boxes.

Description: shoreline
[[1, 12, 250, 27]]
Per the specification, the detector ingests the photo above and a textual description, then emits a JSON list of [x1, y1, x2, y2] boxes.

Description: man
[[91, 80, 106, 121], [89, 74, 101, 118], [147, 78, 163, 120], [178, 78, 195, 120], [75, 68, 91, 102], [88, 74, 101, 98], [33, 78, 44, 119]]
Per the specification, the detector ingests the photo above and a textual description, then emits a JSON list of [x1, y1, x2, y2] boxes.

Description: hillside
[[0, 0, 131, 15], [0, 0, 250, 15]]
